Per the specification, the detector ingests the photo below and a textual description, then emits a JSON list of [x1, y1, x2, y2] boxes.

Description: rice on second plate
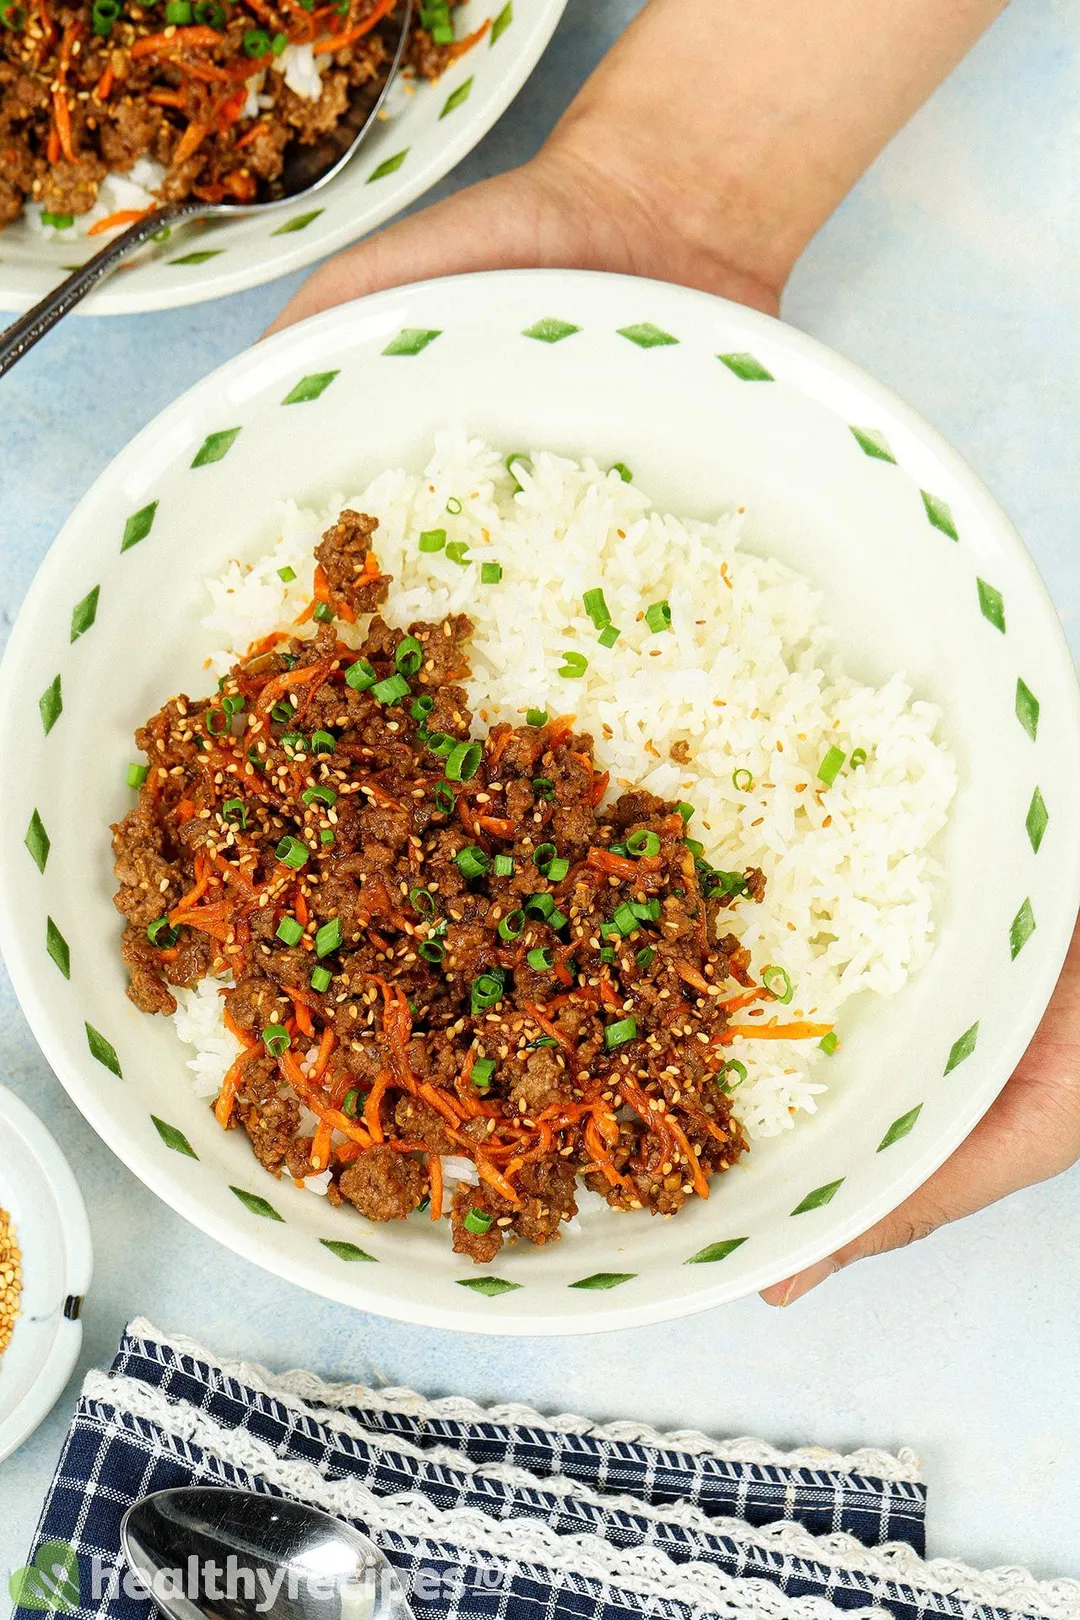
[[176, 429, 956, 1141]]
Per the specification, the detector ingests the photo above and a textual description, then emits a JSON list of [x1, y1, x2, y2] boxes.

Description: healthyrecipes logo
[[8, 1542, 80, 1613]]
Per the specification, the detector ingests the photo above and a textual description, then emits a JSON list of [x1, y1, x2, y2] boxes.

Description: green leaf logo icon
[[9, 1540, 81, 1613]]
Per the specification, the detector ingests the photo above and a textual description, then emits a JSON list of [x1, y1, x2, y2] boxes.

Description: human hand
[[761, 916, 1080, 1306]]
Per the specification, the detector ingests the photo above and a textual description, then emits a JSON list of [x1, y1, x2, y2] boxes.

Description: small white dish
[[0, 1086, 92, 1461], [1, 269, 1077, 1333]]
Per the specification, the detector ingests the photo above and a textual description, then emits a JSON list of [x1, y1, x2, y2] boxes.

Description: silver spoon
[[0, 0, 411, 377], [121, 1486, 414, 1620]]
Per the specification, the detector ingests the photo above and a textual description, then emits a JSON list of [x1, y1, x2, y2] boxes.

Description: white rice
[[173, 429, 956, 1142]]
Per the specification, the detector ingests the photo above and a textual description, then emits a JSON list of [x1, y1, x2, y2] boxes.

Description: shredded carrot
[[312, 0, 396, 52], [674, 961, 710, 994], [598, 976, 620, 1009], [589, 769, 610, 807], [477, 815, 514, 838], [428, 1153, 443, 1221], [46, 125, 60, 164], [723, 1020, 834, 1042], [223, 1005, 257, 1048], [310, 1024, 335, 1082], [214, 1044, 259, 1127], [52, 88, 75, 162], [95, 63, 115, 99], [233, 120, 267, 150], [147, 86, 187, 108], [664, 1114, 711, 1199], [294, 889, 309, 927], [586, 846, 663, 880], [446, 14, 490, 58], [289, 994, 315, 1040], [131, 25, 226, 56], [309, 1116, 334, 1172], [171, 119, 211, 167], [472, 1154, 520, 1205], [364, 1069, 390, 1143], [583, 1118, 628, 1189], [256, 659, 330, 712]]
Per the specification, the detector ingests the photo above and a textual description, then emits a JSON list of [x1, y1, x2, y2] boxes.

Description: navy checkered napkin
[[15, 1320, 1076, 1620]]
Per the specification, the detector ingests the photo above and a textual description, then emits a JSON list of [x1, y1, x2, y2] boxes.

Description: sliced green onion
[[524, 892, 555, 920], [276, 916, 303, 946], [410, 694, 435, 721], [532, 776, 554, 800], [819, 1031, 839, 1055], [344, 658, 377, 692], [301, 784, 336, 808], [312, 600, 334, 624], [732, 768, 753, 792], [583, 588, 610, 629], [604, 1017, 637, 1049], [446, 495, 463, 515], [271, 699, 294, 723], [630, 897, 661, 921], [446, 741, 482, 781], [547, 909, 567, 932], [243, 25, 271, 52], [0, 0, 27, 25], [341, 1088, 360, 1117], [464, 1207, 493, 1234], [418, 528, 446, 553], [147, 915, 179, 948], [409, 887, 435, 915], [717, 1059, 748, 1093], [635, 946, 656, 970], [222, 797, 247, 829], [426, 731, 455, 756], [220, 693, 245, 718], [445, 540, 470, 566], [610, 461, 633, 483], [493, 854, 514, 877], [505, 451, 530, 490], [164, 0, 193, 20], [434, 783, 455, 815], [470, 971, 505, 1014], [279, 731, 308, 754], [817, 746, 846, 786], [533, 843, 556, 870], [470, 1057, 495, 1089], [456, 845, 490, 880], [315, 917, 343, 957], [609, 843, 628, 856], [310, 965, 332, 993], [497, 910, 525, 941], [762, 964, 794, 1004], [599, 946, 616, 964], [395, 635, 423, 675], [525, 708, 548, 727], [275, 835, 308, 870], [262, 1024, 290, 1057], [685, 838, 704, 857], [707, 870, 750, 899], [319, 829, 335, 846], [558, 651, 588, 679], [126, 762, 149, 789], [431, 20, 453, 41], [247, 746, 266, 772], [849, 748, 868, 769], [372, 673, 410, 705], [194, 0, 225, 23], [418, 940, 445, 963], [271, 28, 286, 50], [526, 947, 554, 972], [544, 857, 570, 883], [204, 707, 229, 736], [599, 920, 621, 940], [40, 210, 73, 228], [644, 600, 671, 634], [626, 828, 660, 858], [597, 625, 621, 648], [311, 730, 335, 754], [612, 901, 639, 936], [676, 801, 695, 822], [480, 562, 503, 584], [91, 0, 120, 35]]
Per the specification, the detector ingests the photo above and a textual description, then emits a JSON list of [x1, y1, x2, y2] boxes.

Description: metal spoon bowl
[[121, 1486, 414, 1620], [0, 0, 411, 377]]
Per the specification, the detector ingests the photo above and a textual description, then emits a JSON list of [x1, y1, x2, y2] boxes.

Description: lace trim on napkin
[[88, 1365, 1080, 1620], [124, 1317, 922, 1484]]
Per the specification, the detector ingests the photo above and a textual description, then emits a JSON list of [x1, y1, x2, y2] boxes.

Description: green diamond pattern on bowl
[[85, 1022, 122, 1078], [320, 1238, 376, 1261], [230, 1185, 284, 1221], [368, 150, 408, 182], [791, 1178, 844, 1215], [921, 489, 959, 541], [1015, 678, 1040, 740], [490, 0, 512, 43], [121, 500, 158, 552], [39, 675, 62, 735], [944, 1021, 978, 1074], [271, 209, 324, 235], [685, 1237, 748, 1265], [849, 425, 896, 463], [440, 76, 473, 117], [192, 428, 241, 468], [382, 327, 441, 356], [1026, 786, 1048, 853], [151, 1115, 198, 1159], [977, 578, 1006, 633], [717, 351, 774, 382], [24, 809, 50, 873], [45, 916, 70, 978], [69, 585, 99, 642], [169, 250, 224, 266], [617, 322, 678, 349], [281, 371, 340, 406], [457, 1275, 522, 1295], [569, 1272, 636, 1290], [877, 1104, 923, 1151], [522, 317, 581, 344], [1009, 897, 1036, 960]]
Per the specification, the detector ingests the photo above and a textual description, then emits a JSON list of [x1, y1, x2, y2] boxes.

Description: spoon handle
[[0, 200, 202, 377]]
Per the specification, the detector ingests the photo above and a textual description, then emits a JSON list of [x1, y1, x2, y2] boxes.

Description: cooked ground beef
[[111, 510, 803, 1260], [0, 0, 477, 227]]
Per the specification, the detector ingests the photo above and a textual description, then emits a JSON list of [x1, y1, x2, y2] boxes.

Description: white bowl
[[0, 0, 566, 316], [0, 1086, 92, 1460], [2, 268, 1077, 1333]]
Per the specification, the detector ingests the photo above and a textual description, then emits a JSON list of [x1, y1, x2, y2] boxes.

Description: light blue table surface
[[3, 0, 1080, 1587]]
